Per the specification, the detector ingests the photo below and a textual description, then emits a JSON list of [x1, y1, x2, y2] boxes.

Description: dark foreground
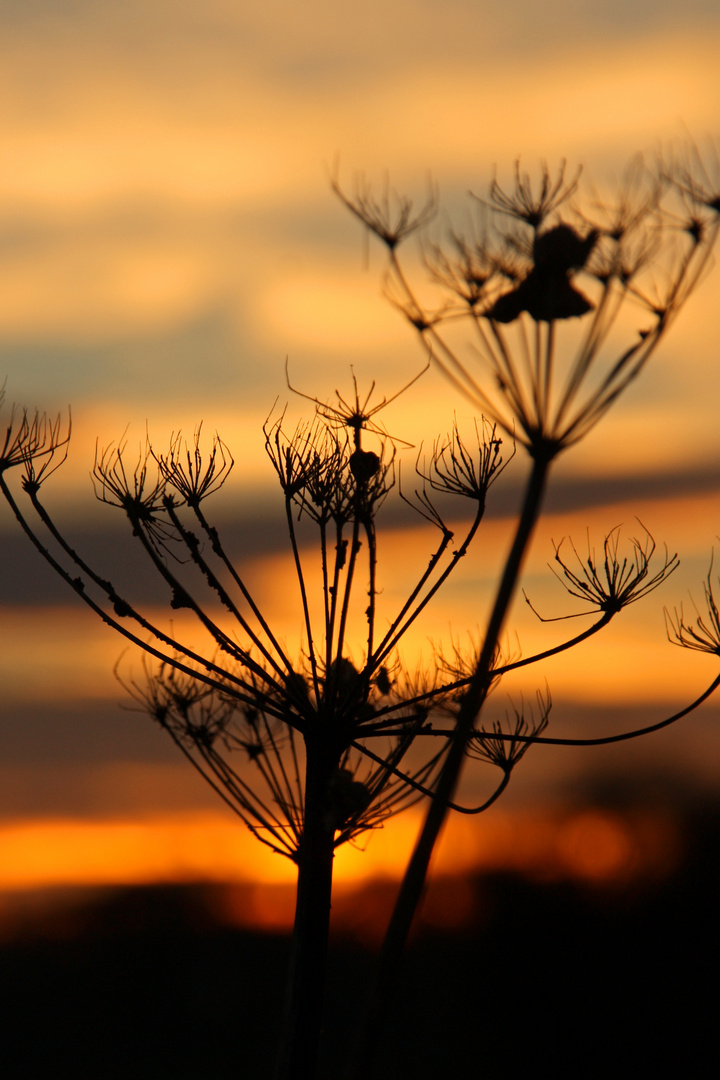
[[1, 804, 718, 1080]]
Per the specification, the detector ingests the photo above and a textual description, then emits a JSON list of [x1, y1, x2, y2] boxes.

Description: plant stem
[[276, 739, 340, 1080], [351, 451, 552, 1079]]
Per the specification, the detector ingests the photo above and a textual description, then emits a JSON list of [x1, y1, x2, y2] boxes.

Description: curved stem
[[352, 737, 510, 814], [528, 670, 720, 746], [382, 669, 720, 750], [365, 607, 614, 733]]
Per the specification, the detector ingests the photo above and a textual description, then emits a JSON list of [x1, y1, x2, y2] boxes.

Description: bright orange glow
[[0, 805, 679, 912], [0, 812, 293, 892], [2, 2, 719, 955]]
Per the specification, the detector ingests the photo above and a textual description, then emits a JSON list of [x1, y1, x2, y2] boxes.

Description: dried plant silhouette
[[2, 143, 720, 1080], [332, 145, 720, 1076]]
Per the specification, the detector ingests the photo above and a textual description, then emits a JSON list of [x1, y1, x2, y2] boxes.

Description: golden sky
[[1, 0, 720, 895]]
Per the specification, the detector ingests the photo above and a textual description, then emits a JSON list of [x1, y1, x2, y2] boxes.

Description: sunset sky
[[1, 0, 720, 901]]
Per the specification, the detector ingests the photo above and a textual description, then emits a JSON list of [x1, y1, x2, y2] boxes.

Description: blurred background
[[1, 1, 720, 1074]]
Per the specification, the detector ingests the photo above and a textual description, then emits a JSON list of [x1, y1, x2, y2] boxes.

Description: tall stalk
[[351, 451, 552, 1078], [276, 739, 341, 1080]]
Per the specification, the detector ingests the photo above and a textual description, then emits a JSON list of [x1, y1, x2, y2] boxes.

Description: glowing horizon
[[0, 803, 677, 898], [2, 0, 720, 898]]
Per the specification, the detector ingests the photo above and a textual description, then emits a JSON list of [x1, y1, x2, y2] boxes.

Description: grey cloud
[[4, 0, 718, 89], [0, 696, 171, 766], [0, 306, 268, 406], [1, 695, 718, 817]]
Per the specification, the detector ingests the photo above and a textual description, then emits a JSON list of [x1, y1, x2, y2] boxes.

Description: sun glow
[[0, 804, 679, 937], [2, 0, 719, 970]]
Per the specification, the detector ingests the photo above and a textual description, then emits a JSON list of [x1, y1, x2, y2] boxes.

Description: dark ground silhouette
[[1, 801, 718, 1079]]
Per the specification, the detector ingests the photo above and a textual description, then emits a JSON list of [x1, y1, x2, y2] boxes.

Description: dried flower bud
[[350, 448, 380, 482]]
